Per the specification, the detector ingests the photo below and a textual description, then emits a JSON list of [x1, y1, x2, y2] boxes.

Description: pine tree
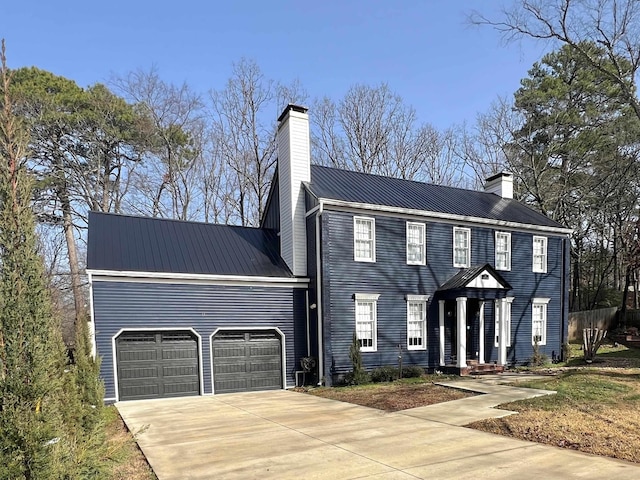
[[0, 40, 73, 480]]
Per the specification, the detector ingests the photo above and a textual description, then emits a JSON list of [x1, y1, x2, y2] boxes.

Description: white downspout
[[305, 290, 311, 356], [87, 271, 97, 359], [315, 201, 324, 385]]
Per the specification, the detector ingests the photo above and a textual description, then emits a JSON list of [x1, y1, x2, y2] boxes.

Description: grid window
[[532, 298, 549, 345], [406, 222, 426, 265], [494, 298, 513, 347], [533, 236, 547, 273], [355, 294, 379, 352], [354, 217, 375, 262], [453, 227, 471, 268], [495, 232, 511, 271], [407, 300, 427, 350]]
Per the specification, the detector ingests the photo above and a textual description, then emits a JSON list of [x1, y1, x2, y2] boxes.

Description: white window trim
[[531, 298, 550, 346], [354, 216, 376, 263], [406, 222, 426, 265], [354, 293, 379, 352], [453, 227, 471, 268], [495, 231, 511, 271], [494, 297, 514, 347], [532, 236, 548, 273], [406, 295, 428, 351]]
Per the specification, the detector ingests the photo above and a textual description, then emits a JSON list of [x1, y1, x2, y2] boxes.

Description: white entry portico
[[436, 264, 512, 371]]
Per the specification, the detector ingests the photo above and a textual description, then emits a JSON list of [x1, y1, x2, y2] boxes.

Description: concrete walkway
[[405, 373, 556, 426], [117, 379, 640, 479]]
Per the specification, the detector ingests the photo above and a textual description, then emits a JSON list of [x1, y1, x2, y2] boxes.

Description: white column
[[478, 301, 485, 364], [438, 300, 445, 366], [498, 298, 508, 365], [456, 297, 467, 368]]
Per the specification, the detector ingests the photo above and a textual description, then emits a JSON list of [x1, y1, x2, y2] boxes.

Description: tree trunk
[[619, 267, 631, 328], [59, 188, 84, 328]]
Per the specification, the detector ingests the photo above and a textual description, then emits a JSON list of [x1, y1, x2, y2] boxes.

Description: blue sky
[[3, 1, 550, 129]]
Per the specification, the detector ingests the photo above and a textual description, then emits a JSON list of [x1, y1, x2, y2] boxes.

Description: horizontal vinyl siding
[[321, 210, 567, 378], [93, 281, 305, 400]]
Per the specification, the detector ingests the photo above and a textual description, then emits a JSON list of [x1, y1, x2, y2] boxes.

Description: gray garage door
[[116, 331, 200, 401], [212, 331, 282, 394]]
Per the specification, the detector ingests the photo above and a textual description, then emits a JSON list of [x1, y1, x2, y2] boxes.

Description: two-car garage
[[88, 211, 306, 403], [115, 329, 284, 401]]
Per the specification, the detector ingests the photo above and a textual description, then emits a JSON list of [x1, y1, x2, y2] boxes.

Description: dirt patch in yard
[[468, 367, 640, 464], [105, 407, 158, 479], [300, 381, 475, 411]]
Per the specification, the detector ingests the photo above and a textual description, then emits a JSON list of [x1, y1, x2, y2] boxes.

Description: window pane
[[454, 229, 469, 266], [407, 224, 425, 263], [407, 301, 425, 349], [356, 300, 376, 349], [355, 219, 374, 261]]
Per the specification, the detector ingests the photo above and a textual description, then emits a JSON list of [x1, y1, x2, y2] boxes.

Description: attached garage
[[116, 330, 201, 401], [88, 212, 308, 402], [212, 330, 283, 394]]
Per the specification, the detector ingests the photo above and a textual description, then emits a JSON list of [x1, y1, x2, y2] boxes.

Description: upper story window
[[495, 232, 511, 271], [532, 236, 547, 273], [406, 294, 429, 350], [406, 222, 426, 265], [354, 217, 375, 262], [354, 293, 379, 352], [453, 227, 471, 268], [532, 298, 550, 345]]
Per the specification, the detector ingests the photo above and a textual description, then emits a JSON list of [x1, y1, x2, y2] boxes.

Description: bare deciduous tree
[[111, 68, 207, 220], [209, 59, 306, 226], [470, 0, 640, 121], [312, 83, 465, 185]]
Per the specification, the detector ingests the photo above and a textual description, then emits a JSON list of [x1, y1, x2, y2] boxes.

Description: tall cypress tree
[[0, 40, 71, 479]]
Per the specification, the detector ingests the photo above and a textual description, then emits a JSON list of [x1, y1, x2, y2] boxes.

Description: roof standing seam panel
[[308, 165, 564, 229], [87, 212, 293, 277]]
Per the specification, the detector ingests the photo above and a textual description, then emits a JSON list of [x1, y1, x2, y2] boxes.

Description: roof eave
[[86, 269, 309, 285], [316, 197, 572, 235]]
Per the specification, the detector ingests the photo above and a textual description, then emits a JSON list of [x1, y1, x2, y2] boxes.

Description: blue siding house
[[87, 104, 571, 401]]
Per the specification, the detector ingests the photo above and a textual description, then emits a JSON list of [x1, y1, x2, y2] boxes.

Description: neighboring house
[[87, 104, 571, 402]]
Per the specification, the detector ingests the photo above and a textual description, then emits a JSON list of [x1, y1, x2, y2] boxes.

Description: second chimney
[[485, 172, 513, 199]]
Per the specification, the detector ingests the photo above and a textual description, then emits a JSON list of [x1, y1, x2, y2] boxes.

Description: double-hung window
[[532, 298, 550, 345], [354, 217, 375, 262], [532, 236, 547, 273], [406, 222, 426, 265], [355, 294, 379, 352], [494, 297, 514, 347], [453, 227, 471, 268], [495, 232, 511, 271], [406, 295, 429, 350]]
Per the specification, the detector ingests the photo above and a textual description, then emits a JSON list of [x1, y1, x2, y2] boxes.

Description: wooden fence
[[618, 309, 640, 327], [568, 307, 618, 342]]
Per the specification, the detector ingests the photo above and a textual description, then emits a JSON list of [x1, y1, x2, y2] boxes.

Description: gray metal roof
[[438, 264, 512, 291], [87, 212, 293, 277], [307, 165, 564, 229]]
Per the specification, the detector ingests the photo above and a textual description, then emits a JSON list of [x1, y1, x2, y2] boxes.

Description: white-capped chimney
[[485, 172, 513, 199], [277, 104, 310, 276]]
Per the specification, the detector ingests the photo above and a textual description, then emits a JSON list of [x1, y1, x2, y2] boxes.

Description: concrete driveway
[[117, 389, 640, 479]]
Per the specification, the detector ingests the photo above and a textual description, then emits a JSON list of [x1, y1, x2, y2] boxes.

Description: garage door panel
[[119, 349, 158, 362], [120, 384, 160, 399], [120, 366, 159, 380], [250, 361, 280, 372], [212, 330, 282, 394], [116, 331, 200, 401], [213, 346, 246, 357]]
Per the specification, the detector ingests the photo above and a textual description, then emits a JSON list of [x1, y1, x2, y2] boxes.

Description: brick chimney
[[277, 104, 310, 276], [485, 172, 513, 199]]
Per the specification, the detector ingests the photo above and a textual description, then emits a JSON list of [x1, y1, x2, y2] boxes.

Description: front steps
[[440, 360, 505, 376]]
